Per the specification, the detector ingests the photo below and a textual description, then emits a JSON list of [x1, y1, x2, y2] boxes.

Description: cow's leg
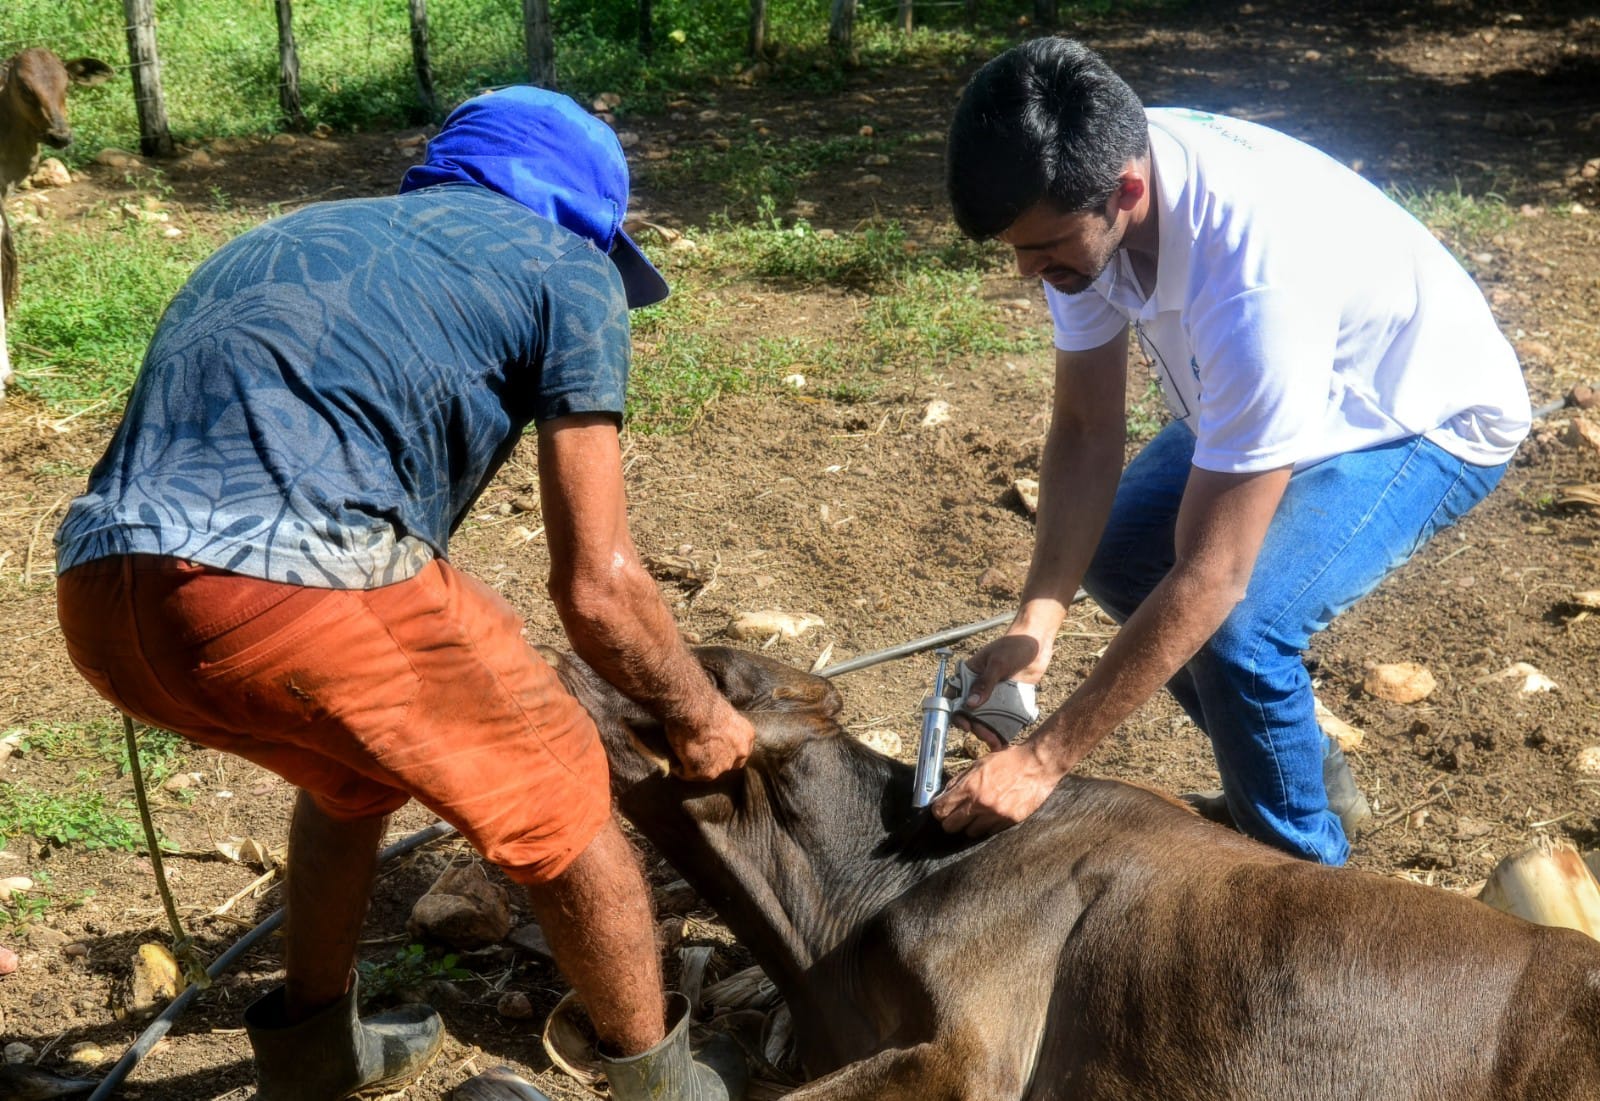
[[0, 295, 10, 401], [1, 207, 12, 400], [785, 1038, 1024, 1101]]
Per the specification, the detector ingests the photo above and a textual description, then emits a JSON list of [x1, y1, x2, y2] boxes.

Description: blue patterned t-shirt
[[55, 184, 630, 588]]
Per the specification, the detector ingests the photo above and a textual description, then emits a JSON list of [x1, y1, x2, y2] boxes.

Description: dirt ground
[[2, 1, 1599, 1098]]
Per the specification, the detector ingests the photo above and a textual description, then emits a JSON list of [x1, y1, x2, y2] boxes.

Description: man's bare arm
[[538, 413, 753, 779], [935, 458, 1292, 834], [961, 334, 1129, 703]]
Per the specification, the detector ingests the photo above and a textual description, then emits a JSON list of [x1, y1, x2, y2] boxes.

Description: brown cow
[[0, 48, 113, 397], [547, 645, 1600, 1101]]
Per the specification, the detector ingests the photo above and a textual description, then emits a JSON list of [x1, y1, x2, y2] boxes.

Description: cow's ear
[[65, 58, 115, 87], [623, 720, 672, 779]]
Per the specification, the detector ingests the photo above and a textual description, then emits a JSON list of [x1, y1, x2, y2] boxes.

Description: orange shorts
[[56, 555, 610, 884]]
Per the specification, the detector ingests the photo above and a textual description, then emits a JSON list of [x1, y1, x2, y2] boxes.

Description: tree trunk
[[122, 0, 174, 157], [522, 0, 556, 89], [1033, 0, 1058, 28], [275, 0, 307, 131], [966, 0, 978, 30], [407, 0, 439, 118], [638, 0, 654, 54], [828, 0, 857, 54], [747, 0, 768, 57], [897, 0, 914, 33]]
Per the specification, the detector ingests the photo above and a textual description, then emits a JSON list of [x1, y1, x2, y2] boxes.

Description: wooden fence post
[[122, 0, 174, 157], [829, 0, 857, 54], [523, 0, 556, 89], [748, 0, 768, 57], [407, 0, 439, 118], [275, 0, 307, 130], [638, 0, 654, 54], [897, 0, 914, 33]]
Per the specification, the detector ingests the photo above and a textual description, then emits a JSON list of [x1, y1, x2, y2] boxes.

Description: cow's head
[[1, 49, 114, 149], [540, 644, 844, 792]]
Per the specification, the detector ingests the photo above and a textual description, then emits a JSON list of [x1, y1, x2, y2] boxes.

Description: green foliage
[[0, 720, 187, 854], [0, 786, 145, 852], [2, 0, 1131, 154], [18, 718, 188, 786], [1126, 375, 1169, 442], [357, 943, 472, 1004]]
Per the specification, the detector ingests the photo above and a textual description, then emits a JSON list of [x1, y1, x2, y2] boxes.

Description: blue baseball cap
[[400, 85, 669, 309]]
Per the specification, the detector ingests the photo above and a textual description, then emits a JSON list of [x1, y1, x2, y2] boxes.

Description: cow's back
[[1011, 779, 1600, 1100]]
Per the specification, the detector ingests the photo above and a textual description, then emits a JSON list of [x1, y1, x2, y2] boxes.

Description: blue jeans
[[1082, 423, 1508, 865]]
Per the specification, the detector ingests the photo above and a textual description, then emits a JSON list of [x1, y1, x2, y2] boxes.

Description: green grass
[[8, 198, 253, 411], [3, 0, 1116, 154], [0, 869, 95, 931], [1390, 184, 1515, 271], [639, 134, 887, 217], [1126, 375, 1169, 442], [620, 214, 1040, 430], [0, 719, 188, 855], [0, 786, 146, 853]]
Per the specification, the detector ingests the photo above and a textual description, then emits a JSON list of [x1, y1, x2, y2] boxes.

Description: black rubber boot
[[599, 993, 747, 1101], [1181, 788, 1235, 828], [244, 976, 444, 1100], [1323, 737, 1373, 838]]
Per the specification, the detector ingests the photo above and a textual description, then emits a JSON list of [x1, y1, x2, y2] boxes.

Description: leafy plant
[[357, 943, 473, 1004], [0, 787, 145, 852], [1126, 376, 1170, 442], [18, 720, 188, 788]]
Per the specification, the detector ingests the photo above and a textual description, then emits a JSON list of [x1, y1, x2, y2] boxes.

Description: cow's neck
[[617, 731, 973, 1063]]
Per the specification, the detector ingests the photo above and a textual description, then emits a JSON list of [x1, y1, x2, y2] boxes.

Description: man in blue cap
[[55, 88, 750, 1100]]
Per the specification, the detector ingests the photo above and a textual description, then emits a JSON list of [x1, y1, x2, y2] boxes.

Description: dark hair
[[946, 38, 1149, 239]]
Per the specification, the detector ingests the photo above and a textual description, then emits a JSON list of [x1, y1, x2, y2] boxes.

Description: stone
[[65, 1042, 106, 1068], [407, 862, 512, 950], [28, 158, 71, 188], [1362, 662, 1436, 704], [855, 729, 903, 758], [0, 946, 16, 975], [26, 927, 69, 951], [1564, 416, 1600, 456], [496, 991, 535, 1019], [93, 148, 142, 169], [3, 1041, 35, 1064], [507, 922, 554, 961], [119, 943, 183, 1020], [1013, 478, 1040, 514]]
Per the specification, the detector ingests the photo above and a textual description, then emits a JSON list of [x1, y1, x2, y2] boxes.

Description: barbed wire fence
[[4, 2, 1008, 159]]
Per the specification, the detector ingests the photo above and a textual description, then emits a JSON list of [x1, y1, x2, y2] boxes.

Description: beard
[[1039, 212, 1124, 296]]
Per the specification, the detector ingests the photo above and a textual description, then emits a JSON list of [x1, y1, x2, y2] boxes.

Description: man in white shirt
[[933, 38, 1529, 864]]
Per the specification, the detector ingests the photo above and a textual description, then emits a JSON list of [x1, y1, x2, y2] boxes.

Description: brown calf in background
[[0, 48, 113, 397]]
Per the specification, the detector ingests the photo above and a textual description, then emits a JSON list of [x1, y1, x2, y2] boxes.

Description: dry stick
[[87, 819, 458, 1101], [20, 492, 68, 585], [1365, 787, 1452, 837], [122, 715, 210, 990], [209, 868, 279, 918]]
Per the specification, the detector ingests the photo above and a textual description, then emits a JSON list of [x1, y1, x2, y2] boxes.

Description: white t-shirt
[[1047, 108, 1530, 472]]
